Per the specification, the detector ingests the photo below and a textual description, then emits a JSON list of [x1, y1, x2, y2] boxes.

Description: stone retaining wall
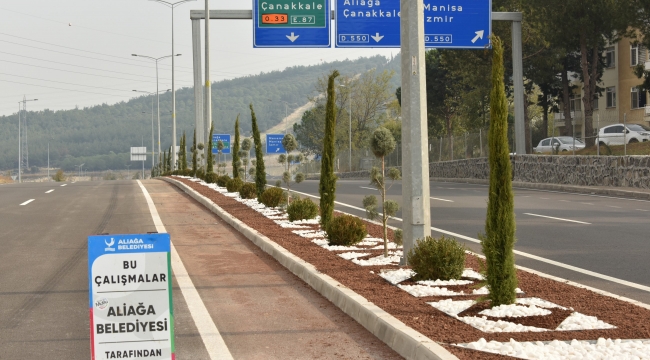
[[430, 155, 650, 189]]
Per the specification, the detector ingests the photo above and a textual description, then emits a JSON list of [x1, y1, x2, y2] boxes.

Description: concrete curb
[[431, 177, 650, 201], [162, 177, 458, 360]]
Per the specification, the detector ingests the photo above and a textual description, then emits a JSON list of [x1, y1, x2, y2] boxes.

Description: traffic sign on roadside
[[88, 233, 173, 360], [253, 0, 331, 48], [266, 134, 286, 154], [212, 134, 231, 154], [335, 0, 491, 49]]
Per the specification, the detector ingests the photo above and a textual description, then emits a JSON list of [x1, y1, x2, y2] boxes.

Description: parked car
[[597, 123, 650, 145], [534, 136, 586, 153]]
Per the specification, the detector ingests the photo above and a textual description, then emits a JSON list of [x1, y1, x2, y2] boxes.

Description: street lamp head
[[175, 54, 182, 56], [132, 54, 138, 57]]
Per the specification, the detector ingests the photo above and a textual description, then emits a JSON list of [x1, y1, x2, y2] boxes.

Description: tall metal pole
[[47, 142, 50, 181], [24, 96, 28, 170], [157, 61, 161, 168], [192, 19, 204, 163], [204, 0, 212, 163], [400, 0, 431, 264], [151, 95, 155, 171], [512, 19, 526, 155], [18, 102, 21, 183], [171, 8, 177, 170], [349, 91, 352, 172]]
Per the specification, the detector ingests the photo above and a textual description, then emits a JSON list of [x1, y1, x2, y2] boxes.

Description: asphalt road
[[0, 180, 402, 359], [290, 179, 650, 304]]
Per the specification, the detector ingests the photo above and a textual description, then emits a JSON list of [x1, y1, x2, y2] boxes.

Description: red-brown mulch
[[171, 177, 650, 360]]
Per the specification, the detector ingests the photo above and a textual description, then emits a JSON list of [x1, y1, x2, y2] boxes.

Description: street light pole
[[132, 54, 177, 170], [149, 0, 195, 171], [134, 89, 171, 172], [17, 97, 37, 182]]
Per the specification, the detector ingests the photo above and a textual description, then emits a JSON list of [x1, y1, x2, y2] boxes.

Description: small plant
[[239, 182, 257, 199], [287, 197, 319, 221], [274, 180, 282, 187], [240, 138, 252, 181], [226, 177, 244, 193], [204, 172, 218, 184], [53, 169, 66, 182], [216, 175, 230, 187], [326, 214, 367, 246], [259, 187, 285, 208], [393, 229, 403, 247], [407, 236, 466, 281]]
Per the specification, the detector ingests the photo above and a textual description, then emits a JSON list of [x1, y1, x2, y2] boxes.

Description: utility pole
[[204, 0, 212, 165], [400, 0, 431, 264]]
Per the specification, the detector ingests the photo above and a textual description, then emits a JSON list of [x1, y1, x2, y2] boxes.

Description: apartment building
[[554, 36, 649, 140]]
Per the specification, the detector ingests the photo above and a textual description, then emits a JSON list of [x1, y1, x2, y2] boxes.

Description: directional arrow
[[371, 33, 384, 42], [286, 32, 300, 42], [276, 148, 280, 152], [471, 30, 485, 44]]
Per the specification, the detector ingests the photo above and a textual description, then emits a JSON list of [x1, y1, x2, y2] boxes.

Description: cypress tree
[[180, 131, 187, 171], [233, 115, 241, 179], [250, 104, 266, 198], [481, 36, 518, 307], [167, 146, 172, 173], [207, 123, 214, 175], [319, 70, 340, 229], [192, 128, 197, 176]]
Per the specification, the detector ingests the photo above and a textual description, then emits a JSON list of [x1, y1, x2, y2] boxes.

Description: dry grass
[[0, 175, 14, 184]]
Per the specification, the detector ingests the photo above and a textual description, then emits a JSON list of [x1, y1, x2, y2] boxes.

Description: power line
[[0, 79, 137, 98], [0, 72, 149, 93]]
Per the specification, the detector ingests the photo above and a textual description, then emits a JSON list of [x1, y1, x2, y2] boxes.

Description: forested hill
[[0, 55, 400, 172]]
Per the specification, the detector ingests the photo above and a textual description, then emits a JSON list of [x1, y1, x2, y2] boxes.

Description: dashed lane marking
[[20, 199, 35, 206], [430, 197, 454, 203], [45, 190, 54, 194], [523, 212, 591, 225]]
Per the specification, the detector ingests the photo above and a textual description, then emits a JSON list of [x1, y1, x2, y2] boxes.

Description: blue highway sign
[[335, 0, 491, 49], [253, 0, 331, 48], [212, 134, 231, 154], [266, 134, 287, 154]]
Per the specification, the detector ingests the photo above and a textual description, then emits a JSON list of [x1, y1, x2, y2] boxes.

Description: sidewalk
[[142, 180, 402, 359]]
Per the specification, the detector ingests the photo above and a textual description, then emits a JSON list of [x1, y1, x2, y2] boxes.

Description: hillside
[[0, 54, 400, 172]]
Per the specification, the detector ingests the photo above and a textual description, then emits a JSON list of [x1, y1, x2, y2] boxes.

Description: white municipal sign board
[[88, 233, 173, 360], [335, 0, 492, 49]]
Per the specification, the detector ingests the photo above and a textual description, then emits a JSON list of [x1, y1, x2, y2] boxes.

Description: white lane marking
[[288, 187, 650, 294], [430, 197, 454, 203], [540, 197, 549, 200], [608, 205, 621, 209], [581, 202, 594, 205], [558, 200, 569, 202], [637, 209, 650, 212], [20, 199, 35, 206], [359, 186, 376, 191], [137, 180, 233, 360], [45, 190, 54, 194], [61, 184, 67, 187], [523, 213, 591, 225]]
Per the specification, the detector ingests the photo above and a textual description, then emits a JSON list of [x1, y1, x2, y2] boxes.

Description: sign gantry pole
[[399, 0, 431, 263], [204, 0, 212, 167]]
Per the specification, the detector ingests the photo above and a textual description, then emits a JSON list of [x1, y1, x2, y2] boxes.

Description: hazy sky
[[0, 0, 394, 116]]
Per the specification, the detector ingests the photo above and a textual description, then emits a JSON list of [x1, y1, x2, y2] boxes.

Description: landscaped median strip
[[162, 177, 458, 360]]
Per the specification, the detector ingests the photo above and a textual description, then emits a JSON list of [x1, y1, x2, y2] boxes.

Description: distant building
[[555, 36, 649, 139]]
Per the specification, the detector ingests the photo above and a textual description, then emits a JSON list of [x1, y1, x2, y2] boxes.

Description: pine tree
[[481, 36, 518, 307], [250, 104, 266, 198], [232, 115, 241, 179], [319, 70, 340, 229], [192, 128, 197, 176]]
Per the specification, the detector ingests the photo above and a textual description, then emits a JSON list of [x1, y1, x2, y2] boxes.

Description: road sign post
[[253, 0, 331, 47], [266, 134, 286, 154], [336, 0, 491, 49], [212, 134, 231, 154], [88, 233, 173, 360]]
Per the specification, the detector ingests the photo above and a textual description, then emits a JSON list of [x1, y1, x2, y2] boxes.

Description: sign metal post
[[88, 233, 173, 360]]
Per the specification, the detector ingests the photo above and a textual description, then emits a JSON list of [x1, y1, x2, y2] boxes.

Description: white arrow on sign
[[286, 32, 300, 42], [471, 30, 485, 44], [276, 148, 280, 152], [371, 33, 384, 42]]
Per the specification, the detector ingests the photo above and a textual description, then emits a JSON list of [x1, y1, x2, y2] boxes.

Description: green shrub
[[216, 175, 230, 187], [239, 183, 257, 199], [393, 229, 403, 247], [287, 197, 319, 221], [204, 173, 218, 184], [195, 167, 205, 180], [226, 177, 244, 193], [326, 215, 367, 246], [407, 236, 465, 281], [259, 187, 285, 208]]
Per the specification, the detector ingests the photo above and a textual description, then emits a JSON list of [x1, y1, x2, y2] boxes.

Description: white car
[[597, 124, 650, 145], [534, 137, 585, 153]]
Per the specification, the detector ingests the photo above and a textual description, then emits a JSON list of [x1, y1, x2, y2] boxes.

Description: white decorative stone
[[379, 269, 416, 285]]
